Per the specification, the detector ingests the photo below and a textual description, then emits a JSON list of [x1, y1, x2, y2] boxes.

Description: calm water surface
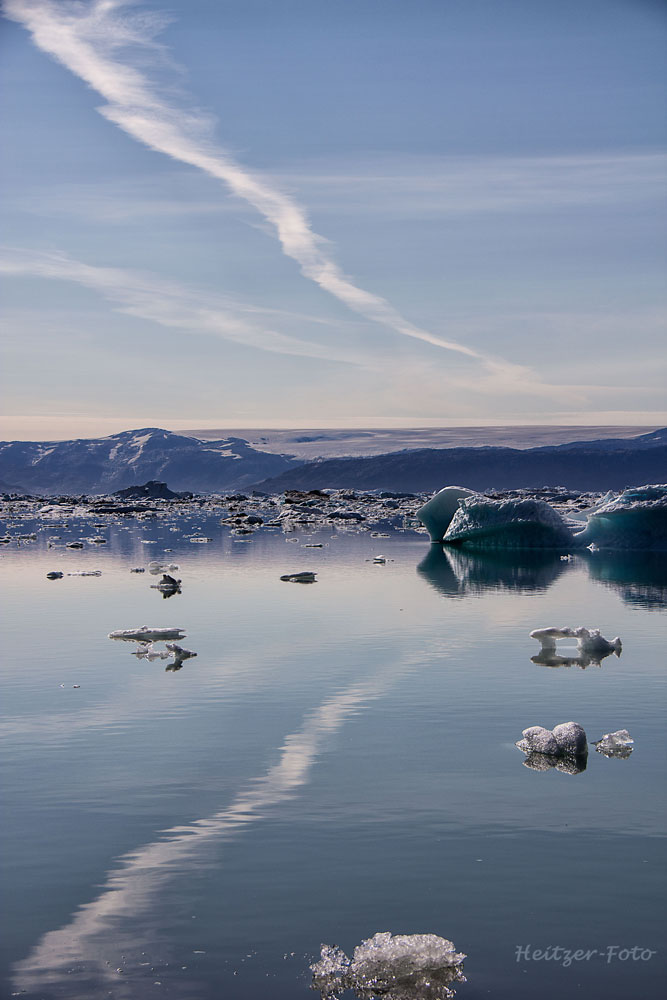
[[1, 515, 665, 999]]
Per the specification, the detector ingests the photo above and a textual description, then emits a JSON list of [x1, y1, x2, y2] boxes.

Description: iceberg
[[417, 486, 478, 543], [574, 484, 667, 550], [108, 626, 186, 642], [444, 498, 576, 549], [530, 625, 621, 663], [311, 931, 466, 1000], [516, 722, 587, 758], [594, 729, 634, 758]]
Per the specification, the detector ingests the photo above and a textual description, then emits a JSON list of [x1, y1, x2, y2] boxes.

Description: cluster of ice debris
[[310, 932, 466, 1000], [108, 627, 197, 671], [417, 483, 667, 550], [516, 720, 633, 772]]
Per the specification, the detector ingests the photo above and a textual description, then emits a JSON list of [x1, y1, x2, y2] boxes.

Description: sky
[[1, 0, 666, 441]]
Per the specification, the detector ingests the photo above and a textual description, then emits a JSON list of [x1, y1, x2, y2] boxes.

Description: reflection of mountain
[[586, 551, 667, 610], [417, 545, 569, 597]]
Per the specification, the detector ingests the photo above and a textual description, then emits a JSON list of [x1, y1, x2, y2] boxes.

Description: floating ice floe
[[530, 626, 621, 661], [444, 497, 575, 549], [280, 571, 317, 583], [417, 486, 477, 543], [132, 642, 170, 661], [594, 729, 634, 758], [311, 931, 466, 1000], [573, 484, 667, 550], [46, 571, 63, 580], [516, 722, 587, 758], [108, 626, 186, 642]]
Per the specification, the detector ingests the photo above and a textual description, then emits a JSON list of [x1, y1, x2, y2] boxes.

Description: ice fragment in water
[[417, 486, 478, 543], [109, 626, 186, 641], [444, 498, 576, 549], [311, 931, 466, 1000], [530, 625, 621, 662], [594, 729, 634, 757], [280, 571, 317, 583], [516, 722, 587, 759]]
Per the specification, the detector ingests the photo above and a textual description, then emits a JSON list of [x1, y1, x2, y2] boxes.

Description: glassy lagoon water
[[1, 514, 665, 999]]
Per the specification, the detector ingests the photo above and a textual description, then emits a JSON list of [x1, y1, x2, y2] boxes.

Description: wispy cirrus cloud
[[3, 0, 565, 398], [0, 247, 374, 366]]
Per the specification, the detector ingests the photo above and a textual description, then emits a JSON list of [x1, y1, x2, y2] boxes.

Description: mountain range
[[0, 426, 665, 496]]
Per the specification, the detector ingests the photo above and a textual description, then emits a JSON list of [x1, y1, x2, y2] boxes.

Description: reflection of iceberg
[[417, 545, 568, 597], [585, 551, 667, 609], [574, 484, 667, 550], [531, 649, 611, 669], [311, 932, 466, 1000], [522, 752, 587, 775], [444, 498, 576, 549]]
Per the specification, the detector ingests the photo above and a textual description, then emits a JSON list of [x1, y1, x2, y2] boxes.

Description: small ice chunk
[[516, 726, 560, 756], [109, 626, 186, 641], [594, 729, 634, 757], [280, 571, 317, 583], [516, 722, 587, 759], [67, 569, 102, 577], [311, 931, 466, 1000], [46, 571, 63, 580]]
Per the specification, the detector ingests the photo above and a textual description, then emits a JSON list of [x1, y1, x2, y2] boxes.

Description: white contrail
[[4, 0, 545, 392]]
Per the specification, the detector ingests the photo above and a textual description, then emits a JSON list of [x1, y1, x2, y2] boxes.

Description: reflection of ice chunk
[[417, 486, 478, 543], [594, 729, 634, 758], [574, 484, 667, 550], [311, 932, 466, 1000], [444, 498, 576, 549], [108, 626, 186, 641], [522, 752, 587, 775], [516, 722, 587, 760]]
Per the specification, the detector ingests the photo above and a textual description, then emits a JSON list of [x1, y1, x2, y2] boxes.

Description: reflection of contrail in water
[[12, 673, 397, 994]]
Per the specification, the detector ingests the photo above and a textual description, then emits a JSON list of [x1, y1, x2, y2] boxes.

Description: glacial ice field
[[0, 508, 666, 1000]]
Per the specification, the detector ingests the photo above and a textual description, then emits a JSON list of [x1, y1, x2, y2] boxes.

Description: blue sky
[[1, 0, 665, 439]]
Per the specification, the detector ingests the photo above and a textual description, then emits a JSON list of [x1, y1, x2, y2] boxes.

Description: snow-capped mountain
[[0, 428, 297, 495]]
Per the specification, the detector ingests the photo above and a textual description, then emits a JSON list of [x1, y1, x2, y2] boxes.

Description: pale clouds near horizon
[[1, 0, 665, 436]]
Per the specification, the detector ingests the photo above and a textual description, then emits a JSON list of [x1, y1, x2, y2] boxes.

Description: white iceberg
[[108, 626, 186, 642], [516, 721, 587, 758], [574, 484, 667, 550], [417, 486, 478, 543], [530, 625, 621, 662], [311, 931, 466, 1000], [444, 498, 576, 549], [594, 729, 634, 757]]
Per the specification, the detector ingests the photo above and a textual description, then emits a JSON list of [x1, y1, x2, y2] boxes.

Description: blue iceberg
[[573, 484, 667, 550], [444, 497, 575, 549]]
